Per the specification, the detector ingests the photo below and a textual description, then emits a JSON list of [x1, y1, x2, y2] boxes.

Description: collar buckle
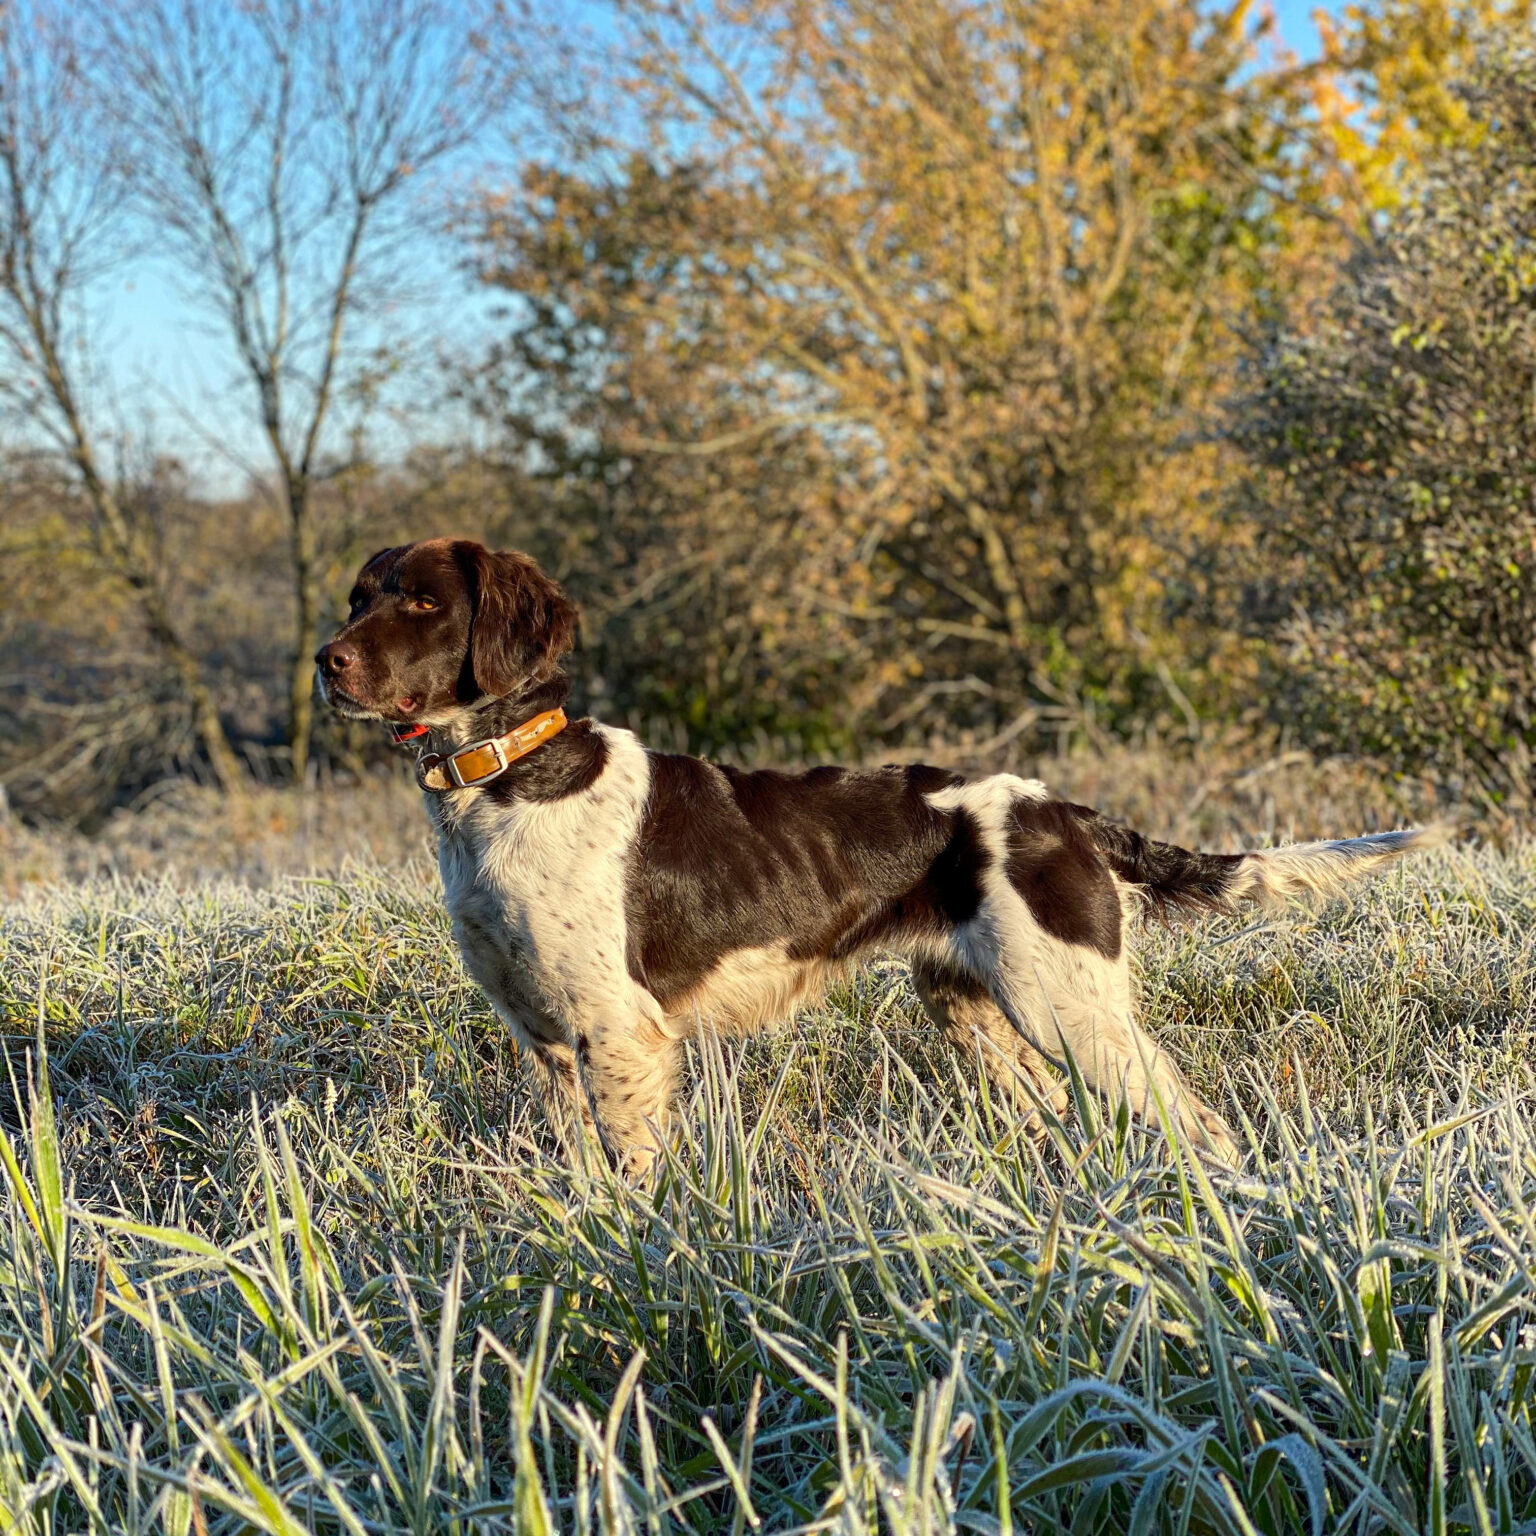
[[447, 735, 511, 788]]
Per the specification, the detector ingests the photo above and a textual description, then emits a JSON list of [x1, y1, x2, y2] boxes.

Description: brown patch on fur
[[1006, 800, 1123, 959], [460, 544, 577, 698]]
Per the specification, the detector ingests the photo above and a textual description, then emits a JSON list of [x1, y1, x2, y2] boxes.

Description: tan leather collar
[[413, 707, 568, 792]]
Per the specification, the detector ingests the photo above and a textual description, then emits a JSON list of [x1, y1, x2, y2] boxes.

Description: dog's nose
[[317, 640, 358, 678]]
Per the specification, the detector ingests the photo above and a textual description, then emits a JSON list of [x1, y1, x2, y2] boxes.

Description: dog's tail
[[1077, 811, 1451, 919]]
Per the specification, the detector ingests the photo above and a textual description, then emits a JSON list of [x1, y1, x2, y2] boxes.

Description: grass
[[2, 833, 1536, 1533]]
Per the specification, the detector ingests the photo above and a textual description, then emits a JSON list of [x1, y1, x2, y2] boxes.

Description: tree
[[90, 0, 506, 780], [1230, 49, 1536, 798], [0, 0, 244, 792], [1318, 0, 1535, 209], [469, 0, 1351, 753]]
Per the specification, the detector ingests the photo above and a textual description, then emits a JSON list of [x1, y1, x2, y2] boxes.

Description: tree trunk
[[932, 466, 1031, 650], [170, 637, 247, 793], [1050, 459, 1100, 640], [286, 477, 319, 783], [962, 497, 1031, 649], [126, 568, 247, 794], [66, 403, 247, 795], [8, 130, 245, 798]]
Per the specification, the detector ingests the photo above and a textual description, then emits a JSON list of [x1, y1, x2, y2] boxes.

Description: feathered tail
[[1077, 812, 1450, 918]]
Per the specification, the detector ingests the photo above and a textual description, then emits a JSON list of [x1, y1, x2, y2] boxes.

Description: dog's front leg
[[521, 1036, 600, 1158], [569, 1016, 682, 1178]]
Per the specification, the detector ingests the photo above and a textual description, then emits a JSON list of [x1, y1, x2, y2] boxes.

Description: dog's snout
[[317, 639, 358, 678]]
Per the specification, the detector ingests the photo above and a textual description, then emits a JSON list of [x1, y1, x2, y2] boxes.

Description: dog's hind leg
[[911, 959, 1068, 1143], [953, 888, 1239, 1165], [927, 778, 1238, 1165], [990, 941, 1238, 1166]]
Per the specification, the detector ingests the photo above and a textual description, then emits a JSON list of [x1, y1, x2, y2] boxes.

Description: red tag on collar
[[389, 722, 430, 744]]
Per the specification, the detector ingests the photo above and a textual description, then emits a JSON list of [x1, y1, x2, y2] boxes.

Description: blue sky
[[95, 0, 1334, 495], [1271, 0, 1331, 56], [92, 227, 493, 492]]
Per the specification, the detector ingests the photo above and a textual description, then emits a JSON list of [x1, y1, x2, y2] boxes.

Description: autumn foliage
[[4, 0, 1536, 816], [470, 0, 1360, 752]]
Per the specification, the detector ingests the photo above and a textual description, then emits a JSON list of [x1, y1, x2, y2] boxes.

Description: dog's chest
[[430, 730, 649, 1037]]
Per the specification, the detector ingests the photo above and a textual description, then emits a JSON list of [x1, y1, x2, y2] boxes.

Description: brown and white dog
[[318, 539, 1442, 1171]]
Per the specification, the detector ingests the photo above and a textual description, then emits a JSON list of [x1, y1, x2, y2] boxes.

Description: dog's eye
[[408, 595, 438, 612]]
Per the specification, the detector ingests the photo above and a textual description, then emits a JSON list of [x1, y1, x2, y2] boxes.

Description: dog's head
[[315, 539, 576, 726]]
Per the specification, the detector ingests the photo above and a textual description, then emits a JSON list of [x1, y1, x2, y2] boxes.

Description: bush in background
[[1231, 49, 1536, 804]]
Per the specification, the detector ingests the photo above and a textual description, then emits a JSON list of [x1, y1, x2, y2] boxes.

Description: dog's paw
[[1180, 1100, 1241, 1169]]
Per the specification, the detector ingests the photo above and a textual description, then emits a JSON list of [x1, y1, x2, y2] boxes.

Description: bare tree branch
[[87, 0, 509, 778], [0, 0, 244, 793]]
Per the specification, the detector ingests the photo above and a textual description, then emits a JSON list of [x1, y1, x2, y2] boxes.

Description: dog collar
[[408, 707, 568, 793]]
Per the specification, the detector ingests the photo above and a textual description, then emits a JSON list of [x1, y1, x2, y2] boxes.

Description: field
[[2, 762, 1535, 1534]]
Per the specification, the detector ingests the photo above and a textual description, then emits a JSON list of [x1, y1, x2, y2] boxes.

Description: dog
[[317, 538, 1443, 1171]]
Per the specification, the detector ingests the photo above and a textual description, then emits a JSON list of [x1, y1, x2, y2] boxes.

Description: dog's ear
[[459, 543, 577, 698]]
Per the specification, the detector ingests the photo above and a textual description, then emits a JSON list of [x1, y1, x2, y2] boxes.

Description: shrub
[[1230, 49, 1536, 802]]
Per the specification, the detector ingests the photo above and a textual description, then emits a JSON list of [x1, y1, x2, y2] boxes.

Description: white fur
[[663, 944, 846, 1039], [925, 773, 1050, 816], [407, 691, 1444, 1173], [1226, 827, 1450, 910], [923, 777, 1238, 1163], [431, 724, 676, 1159], [427, 747, 1243, 1168], [432, 749, 1446, 1173]]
